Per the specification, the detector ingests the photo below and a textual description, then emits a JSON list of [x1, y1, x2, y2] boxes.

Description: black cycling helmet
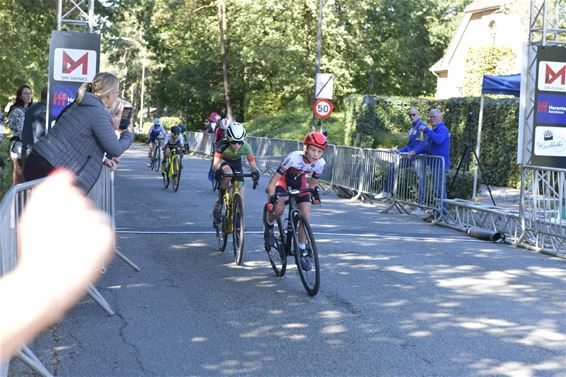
[[171, 125, 181, 135]]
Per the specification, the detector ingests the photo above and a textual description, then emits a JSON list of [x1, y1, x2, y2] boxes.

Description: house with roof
[[430, 0, 527, 99]]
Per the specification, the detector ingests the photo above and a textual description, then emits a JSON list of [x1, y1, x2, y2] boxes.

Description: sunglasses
[[230, 141, 243, 145], [408, 113, 417, 116], [172, 133, 179, 136]]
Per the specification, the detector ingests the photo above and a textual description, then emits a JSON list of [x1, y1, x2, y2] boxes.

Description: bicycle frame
[[265, 186, 321, 295], [221, 172, 255, 233]]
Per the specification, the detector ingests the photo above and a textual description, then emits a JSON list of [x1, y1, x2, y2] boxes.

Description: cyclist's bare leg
[[148, 142, 155, 158], [297, 201, 312, 244]]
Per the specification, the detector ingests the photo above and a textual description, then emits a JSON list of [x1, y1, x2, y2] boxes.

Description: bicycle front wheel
[[291, 212, 320, 296], [232, 193, 245, 265], [216, 198, 228, 252], [162, 160, 170, 189], [172, 156, 181, 192], [263, 204, 286, 277]]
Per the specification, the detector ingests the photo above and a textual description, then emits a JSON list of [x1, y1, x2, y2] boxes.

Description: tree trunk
[[218, 0, 233, 120]]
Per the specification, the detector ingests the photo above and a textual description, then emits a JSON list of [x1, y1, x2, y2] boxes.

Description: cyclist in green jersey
[[211, 122, 260, 224]]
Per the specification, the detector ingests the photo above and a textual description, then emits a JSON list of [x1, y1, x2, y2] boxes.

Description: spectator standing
[[7, 84, 33, 185], [23, 72, 133, 193], [420, 108, 450, 221], [21, 87, 48, 166], [376, 108, 429, 211]]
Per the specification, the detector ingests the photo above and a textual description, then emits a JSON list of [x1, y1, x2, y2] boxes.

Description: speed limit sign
[[313, 99, 333, 119]]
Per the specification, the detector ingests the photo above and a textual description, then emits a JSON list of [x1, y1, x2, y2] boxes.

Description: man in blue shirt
[[376, 107, 429, 212], [420, 108, 450, 221]]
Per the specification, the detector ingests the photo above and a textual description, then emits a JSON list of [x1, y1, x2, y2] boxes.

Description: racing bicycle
[[150, 137, 164, 172], [162, 146, 182, 192], [263, 187, 321, 296], [214, 171, 258, 265]]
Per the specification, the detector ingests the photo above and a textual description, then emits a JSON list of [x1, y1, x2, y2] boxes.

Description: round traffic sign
[[313, 99, 333, 118]]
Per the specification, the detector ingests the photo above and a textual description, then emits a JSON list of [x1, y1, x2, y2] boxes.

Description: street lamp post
[[116, 34, 147, 132]]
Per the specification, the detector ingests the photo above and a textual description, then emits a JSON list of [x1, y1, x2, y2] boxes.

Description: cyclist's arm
[[308, 177, 321, 204], [266, 172, 282, 201], [211, 153, 223, 171]]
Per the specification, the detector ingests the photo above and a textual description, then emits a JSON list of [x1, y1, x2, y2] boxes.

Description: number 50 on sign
[[313, 99, 333, 119]]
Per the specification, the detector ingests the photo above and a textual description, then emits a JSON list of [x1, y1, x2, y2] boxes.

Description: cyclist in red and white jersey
[[263, 131, 327, 271]]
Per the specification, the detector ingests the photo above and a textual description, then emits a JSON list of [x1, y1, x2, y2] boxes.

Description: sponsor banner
[[534, 126, 566, 157], [536, 93, 566, 125], [533, 45, 566, 168], [538, 61, 566, 93], [53, 48, 97, 82], [48, 31, 100, 127], [51, 84, 80, 118]]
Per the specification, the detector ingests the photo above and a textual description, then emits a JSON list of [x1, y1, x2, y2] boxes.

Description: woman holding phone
[[23, 72, 133, 193]]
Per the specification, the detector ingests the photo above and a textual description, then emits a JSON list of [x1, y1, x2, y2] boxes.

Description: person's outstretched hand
[[0, 169, 114, 362]]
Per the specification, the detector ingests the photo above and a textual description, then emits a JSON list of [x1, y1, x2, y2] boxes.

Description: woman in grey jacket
[[23, 72, 133, 193]]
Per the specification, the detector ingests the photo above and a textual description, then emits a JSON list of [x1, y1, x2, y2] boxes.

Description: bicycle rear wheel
[[232, 194, 245, 265], [263, 204, 286, 277], [216, 198, 228, 252], [172, 156, 181, 192], [153, 147, 162, 172], [150, 146, 157, 171], [291, 212, 320, 296]]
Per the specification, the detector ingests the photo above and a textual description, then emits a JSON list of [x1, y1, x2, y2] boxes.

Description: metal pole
[[314, 0, 324, 132], [140, 48, 146, 131], [472, 94, 485, 198], [57, 0, 62, 30]]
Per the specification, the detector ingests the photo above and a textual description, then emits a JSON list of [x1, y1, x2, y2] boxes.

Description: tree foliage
[[96, 0, 471, 128], [0, 0, 472, 129], [0, 0, 56, 108]]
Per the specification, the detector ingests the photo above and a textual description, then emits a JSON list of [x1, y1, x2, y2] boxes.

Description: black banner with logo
[[532, 46, 566, 168], [47, 31, 100, 128]]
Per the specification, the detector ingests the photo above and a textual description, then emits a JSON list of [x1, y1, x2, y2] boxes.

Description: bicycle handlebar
[[218, 171, 259, 189], [270, 186, 321, 203]]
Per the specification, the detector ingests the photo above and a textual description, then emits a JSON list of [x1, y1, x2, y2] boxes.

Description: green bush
[[344, 94, 521, 188]]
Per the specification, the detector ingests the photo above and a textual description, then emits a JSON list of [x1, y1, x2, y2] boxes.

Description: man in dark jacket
[[21, 87, 47, 165]]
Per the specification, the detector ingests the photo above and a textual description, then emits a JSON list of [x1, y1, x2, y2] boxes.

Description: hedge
[[344, 94, 521, 191]]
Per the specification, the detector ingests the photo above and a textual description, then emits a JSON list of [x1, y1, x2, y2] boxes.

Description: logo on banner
[[534, 126, 566, 156], [536, 93, 566, 125], [51, 84, 79, 117], [53, 48, 97, 82], [538, 61, 566, 92]]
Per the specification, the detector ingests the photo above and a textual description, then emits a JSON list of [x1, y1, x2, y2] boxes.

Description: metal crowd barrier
[[0, 166, 138, 377], [187, 131, 564, 256], [517, 165, 565, 256]]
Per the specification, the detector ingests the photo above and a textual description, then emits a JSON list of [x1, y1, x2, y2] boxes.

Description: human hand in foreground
[[0, 169, 114, 362]]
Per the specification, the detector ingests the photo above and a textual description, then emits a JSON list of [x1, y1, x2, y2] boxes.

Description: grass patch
[[246, 111, 345, 145]]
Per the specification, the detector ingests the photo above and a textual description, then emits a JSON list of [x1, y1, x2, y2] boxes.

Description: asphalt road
[[9, 144, 566, 377]]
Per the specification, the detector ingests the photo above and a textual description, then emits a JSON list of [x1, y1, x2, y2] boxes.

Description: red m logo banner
[[62, 51, 88, 75]]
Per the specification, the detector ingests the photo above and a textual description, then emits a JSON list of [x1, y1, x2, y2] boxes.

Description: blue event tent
[[473, 74, 521, 197]]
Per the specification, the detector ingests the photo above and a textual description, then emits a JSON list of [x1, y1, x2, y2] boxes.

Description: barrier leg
[[87, 285, 115, 316], [115, 249, 141, 272], [16, 345, 54, 377]]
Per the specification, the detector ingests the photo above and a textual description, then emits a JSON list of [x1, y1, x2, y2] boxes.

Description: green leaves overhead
[[0, 0, 472, 127]]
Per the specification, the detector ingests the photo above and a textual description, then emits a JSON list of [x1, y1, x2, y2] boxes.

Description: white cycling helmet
[[226, 122, 246, 142], [220, 118, 232, 130]]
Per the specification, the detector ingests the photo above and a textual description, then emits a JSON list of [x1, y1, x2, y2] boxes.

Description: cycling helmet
[[220, 118, 232, 130], [154, 118, 161, 126], [171, 125, 181, 135], [303, 131, 327, 151], [209, 112, 221, 122], [226, 122, 246, 142]]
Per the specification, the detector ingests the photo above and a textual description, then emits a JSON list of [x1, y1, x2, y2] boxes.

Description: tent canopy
[[481, 74, 521, 97]]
